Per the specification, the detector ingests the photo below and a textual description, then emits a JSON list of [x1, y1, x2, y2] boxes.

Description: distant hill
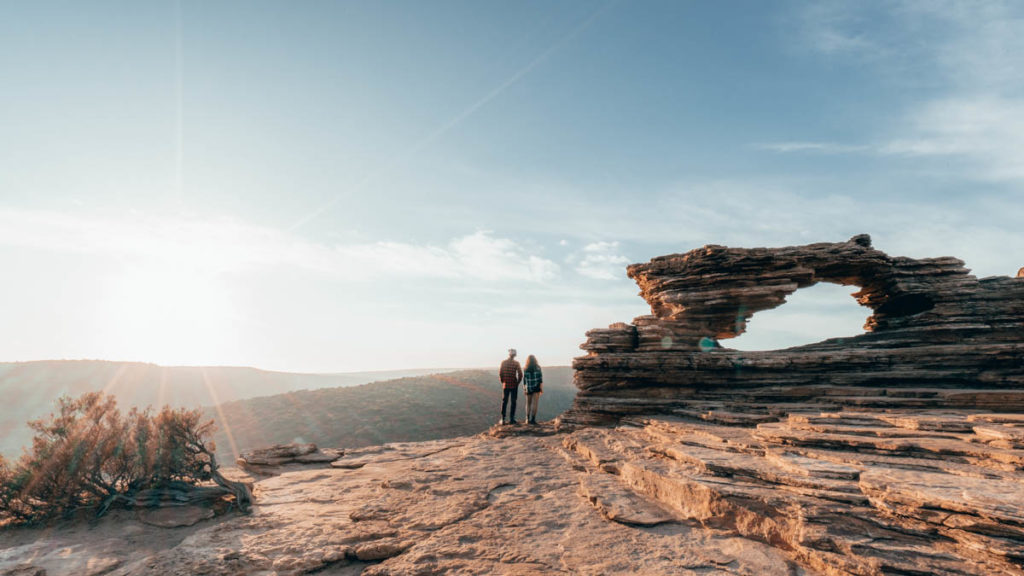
[[204, 367, 577, 462], [0, 360, 455, 457]]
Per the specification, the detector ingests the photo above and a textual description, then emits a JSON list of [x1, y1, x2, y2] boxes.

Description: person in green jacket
[[522, 355, 543, 425]]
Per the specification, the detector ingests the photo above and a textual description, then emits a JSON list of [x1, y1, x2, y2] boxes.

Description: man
[[498, 348, 523, 425]]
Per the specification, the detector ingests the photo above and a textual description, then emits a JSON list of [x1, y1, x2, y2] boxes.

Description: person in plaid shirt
[[499, 348, 523, 425]]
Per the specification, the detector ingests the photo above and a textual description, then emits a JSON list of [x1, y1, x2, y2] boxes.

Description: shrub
[[0, 392, 249, 525]]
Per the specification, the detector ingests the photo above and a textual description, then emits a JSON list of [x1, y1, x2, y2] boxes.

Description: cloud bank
[[0, 209, 560, 284], [772, 1, 1024, 183]]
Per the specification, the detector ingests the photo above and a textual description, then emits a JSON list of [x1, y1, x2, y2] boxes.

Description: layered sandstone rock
[[562, 412, 1024, 575], [237, 443, 343, 476], [567, 235, 1024, 425]]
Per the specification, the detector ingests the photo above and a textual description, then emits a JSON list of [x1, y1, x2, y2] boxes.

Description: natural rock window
[[571, 235, 1024, 429], [728, 282, 869, 351]]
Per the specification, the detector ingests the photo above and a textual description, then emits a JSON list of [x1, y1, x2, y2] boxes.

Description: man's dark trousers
[[501, 387, 518, 422]]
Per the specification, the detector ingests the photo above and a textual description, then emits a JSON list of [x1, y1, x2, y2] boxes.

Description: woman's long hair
[[524, 354, 540, 372]]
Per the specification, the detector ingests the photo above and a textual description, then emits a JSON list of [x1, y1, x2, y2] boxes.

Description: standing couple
[[498, 348, 543, 425]]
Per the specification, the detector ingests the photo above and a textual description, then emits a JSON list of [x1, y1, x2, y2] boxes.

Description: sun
[[94, 263, 238, 366]]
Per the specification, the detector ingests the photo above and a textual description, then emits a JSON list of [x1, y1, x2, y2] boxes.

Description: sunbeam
[[201, 368, 239, 463], [100, 364, 129, 400], [174, 0, 184, 207], [287, 0, 618, 232]]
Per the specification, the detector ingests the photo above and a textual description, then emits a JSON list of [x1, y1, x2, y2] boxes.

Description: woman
[[522, 355, 543, 425]]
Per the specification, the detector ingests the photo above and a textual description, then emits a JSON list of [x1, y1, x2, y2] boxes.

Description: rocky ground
[[2, 407, 1021, 575]]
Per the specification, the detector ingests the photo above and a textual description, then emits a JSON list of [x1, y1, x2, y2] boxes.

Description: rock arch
[[625, 234, 944, 350], [568, 235, 1024, 425]]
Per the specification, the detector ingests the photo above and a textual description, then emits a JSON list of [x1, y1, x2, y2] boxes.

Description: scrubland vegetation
[[0, 392, 249, 526]]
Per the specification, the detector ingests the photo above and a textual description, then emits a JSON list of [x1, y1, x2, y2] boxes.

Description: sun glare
[[95, 263, 237, 365]]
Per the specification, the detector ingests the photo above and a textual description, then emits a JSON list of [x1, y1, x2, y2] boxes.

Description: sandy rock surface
[[3, 409, 1021, 575], [0, 426, 809, 576]]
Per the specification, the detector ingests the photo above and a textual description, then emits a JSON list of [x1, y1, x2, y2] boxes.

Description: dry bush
[[0, 392, 249, 525]]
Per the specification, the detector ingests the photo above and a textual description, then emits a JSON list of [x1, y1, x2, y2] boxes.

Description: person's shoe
[[509, 419, 519, 425], [498, 418, 506, 425]]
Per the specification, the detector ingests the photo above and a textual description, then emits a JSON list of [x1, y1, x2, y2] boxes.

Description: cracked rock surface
[[563, 412, 1024, 575], [2, 410, 1022, 575], [0, 430, 809, 576]]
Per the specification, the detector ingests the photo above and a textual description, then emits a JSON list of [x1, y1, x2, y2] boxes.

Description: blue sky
[[1, 1, 1021, 372]]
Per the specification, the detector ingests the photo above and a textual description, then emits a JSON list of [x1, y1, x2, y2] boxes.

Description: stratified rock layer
[[567, 235, 1024, 425], [3, 416, 1020, 575], [563, 412, 1024, 575], [237, 443, 343, 476]]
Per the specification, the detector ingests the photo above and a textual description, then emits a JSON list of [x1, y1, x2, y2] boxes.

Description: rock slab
[[237, 442, 343, 475]]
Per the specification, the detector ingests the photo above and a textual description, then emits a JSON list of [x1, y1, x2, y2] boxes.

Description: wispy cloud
[[762, 130, 1024, 185], [648, 181, 1023, 279], [0, 209, 559, 284], [758, 97, 1024, 180], [573, 241, 630, 280], [754, 142, 871, 154], [332, 231, 559, 283], [882, 97, 1024, 180], [478, 176, 1020, 281], [907, 0, 1024, 92], [780, 1, 1024, 182], [799, 1, 881, 56]]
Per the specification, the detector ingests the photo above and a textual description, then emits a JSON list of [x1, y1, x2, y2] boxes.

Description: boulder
[[236, 442, 342, 475]]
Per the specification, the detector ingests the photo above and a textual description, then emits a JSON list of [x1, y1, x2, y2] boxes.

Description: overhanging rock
[[565, 234, 1024, 425]]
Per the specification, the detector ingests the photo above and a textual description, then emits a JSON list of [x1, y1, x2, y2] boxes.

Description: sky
[[1, 0, 1021, 372]]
